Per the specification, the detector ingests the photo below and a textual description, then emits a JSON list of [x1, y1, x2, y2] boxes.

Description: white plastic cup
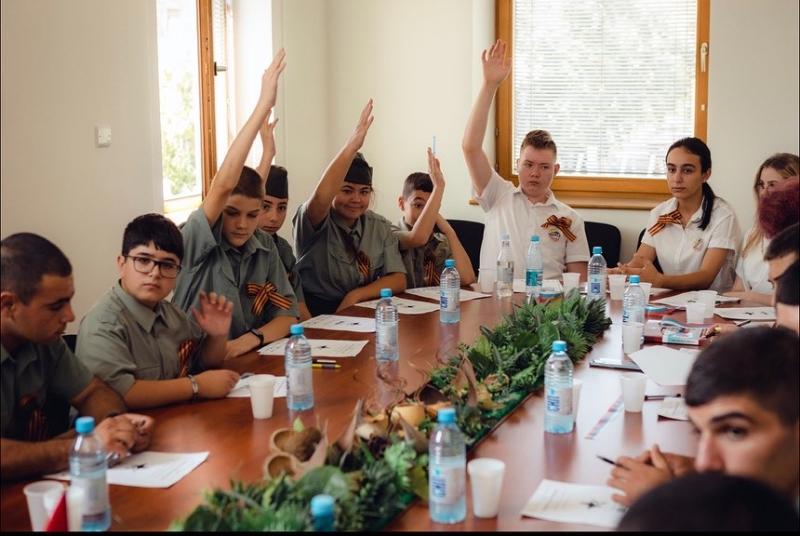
[[467, 458, 506, 518], [608, 274, 627, 300], [66, 486, 85, 532], [622, 321, 643, 354], [686, 301, 706, 324], [23, 480, 64, 531], [478, 269, 496, 294], [571, 379, 583, 419], [639, 282, 652, 304], [249, 374, 276, 419], [562, 272, 580, 293], [620, 373, 647, 412], [697, 290, 717, 320]]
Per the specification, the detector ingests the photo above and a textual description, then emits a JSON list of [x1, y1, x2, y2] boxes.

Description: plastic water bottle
[[544, 340, 574, 434], [496, 234, 514, 298], [69, 416, 111, 531], [310, 494, 335, 531], [440, 259, 460, 324], [375, 288, 399, 362], [428, 407, 466, 523], [286, 324, 314, 410], [525, 235, 543, 300], [622, 275, 646, 325], [587, 246, 607, 301]]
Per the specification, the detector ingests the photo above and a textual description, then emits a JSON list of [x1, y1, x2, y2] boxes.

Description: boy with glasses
[[76, 214, 240, 409]]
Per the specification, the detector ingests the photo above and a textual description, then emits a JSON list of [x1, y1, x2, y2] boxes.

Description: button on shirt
[[735, 227, 773, 293], [293, 204, 406, 303], [642, 197, 741, 292], [475, 170, 590, 279], [1, 340, 93, 439], [76, 281, 205, 396], [272, 233, 305, 303], [392, 219, 452, 289], [173, 207, 298, 338]]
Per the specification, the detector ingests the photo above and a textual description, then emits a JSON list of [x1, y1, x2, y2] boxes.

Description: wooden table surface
[[2, 291, 729, 531]]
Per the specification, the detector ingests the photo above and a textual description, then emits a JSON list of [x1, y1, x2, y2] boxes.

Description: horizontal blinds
[[513, 0, 697, 177]]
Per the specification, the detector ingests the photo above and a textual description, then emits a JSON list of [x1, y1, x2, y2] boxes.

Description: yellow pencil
[[312, 363, 341, 369]]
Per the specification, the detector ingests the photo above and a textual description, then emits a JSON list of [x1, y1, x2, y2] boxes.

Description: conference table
[[2, 289, 728, 531]]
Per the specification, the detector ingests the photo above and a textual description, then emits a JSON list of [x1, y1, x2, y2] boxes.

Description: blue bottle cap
[[75, 416, 95, 434], [290, 324, 304, 336], [592, 246, 603, 255], [437, 407, 456, 424], [531, 235, 540, 242], [380, 288, 392, 298], [310, 494, 335, 517], [444, 259, 455, 268], [552, 340, 567, 352], [629, 275, 640, 284]]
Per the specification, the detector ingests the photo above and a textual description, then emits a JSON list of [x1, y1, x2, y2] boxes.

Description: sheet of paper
[[46, 451, 208, 488], [628, 345, 698, 386], [258, 339, 368, 358], [712, 307, 776, 321], [227, 375, 287, 398], [579, 283, 670, 296], [355, 296, 441, 314], [300, 314, 376, 333], [520, 479, 625, 529], [657, 396, 689, 421], [653, 291, 740, 308], [403, 286, 491, 302]]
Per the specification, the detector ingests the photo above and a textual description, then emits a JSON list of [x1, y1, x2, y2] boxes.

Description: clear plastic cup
[[608, 274, 627, 300], [571, 379, 583, 420], [562, 272, 580, 293], [697, 290, 717, 320], [23, 480, 64, 531], [686, 301, 706, 324], [478, 269, 496, 294], [620, 373, 647, 412], [467, 458, 506, 518], [639, 282, 652, 303], [622, 321, 643, 354]]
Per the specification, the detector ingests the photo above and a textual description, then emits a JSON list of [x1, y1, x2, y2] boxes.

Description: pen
[[312, 363, 341, 369], [645, 393, 682, 401], [734, 319, 751, 327], [596, 455, 625, 468], [312, 359, 337, 364]]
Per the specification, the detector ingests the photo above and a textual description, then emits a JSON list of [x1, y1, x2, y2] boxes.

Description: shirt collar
[[1, 341, 36, 368], [514, 187, 558, 207], [666, 197, 703, 226], [112, 281, 164, 333], [332, 211, 364, 241]]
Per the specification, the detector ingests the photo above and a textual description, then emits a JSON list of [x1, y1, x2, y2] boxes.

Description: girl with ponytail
[[614, 137, 741, 291]]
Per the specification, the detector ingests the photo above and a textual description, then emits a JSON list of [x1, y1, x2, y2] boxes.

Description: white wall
[[1, 0, 162, 333]]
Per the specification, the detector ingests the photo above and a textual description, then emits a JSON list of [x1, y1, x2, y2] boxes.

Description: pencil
[[312, 363, 341, 369], [644, 393, 682, 401], [312, 359, 337, 364], [596, 455, 625, 468]]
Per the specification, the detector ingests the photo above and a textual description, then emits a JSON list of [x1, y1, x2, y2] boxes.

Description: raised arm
[[396, 148, 445, 249], [202, 49, 286, 225], [255, 117, 279, 181], [305, 100, 374, 229], [462, 39, 511, 196], [436, 215, 477, 285]]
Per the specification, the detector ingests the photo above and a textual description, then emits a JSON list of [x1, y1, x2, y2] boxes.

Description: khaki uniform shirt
[[293, 204, 406, 303], [173, 208, 298, 338], [1, 340, 93, 440], [272, 234, 305, 303], [76, 282, 205, 396], [392, 219, 452, 288]]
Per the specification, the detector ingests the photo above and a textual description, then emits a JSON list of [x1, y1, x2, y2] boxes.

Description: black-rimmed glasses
[[125, 255, 181, 278]]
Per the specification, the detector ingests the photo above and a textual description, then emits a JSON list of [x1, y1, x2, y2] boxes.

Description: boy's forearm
[[200, 334, 229, 369], [1, 437, 73, 482], [123, 378, 194, 409]]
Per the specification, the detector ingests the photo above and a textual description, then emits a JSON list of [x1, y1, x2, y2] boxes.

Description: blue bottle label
[[526, 269, 542, 287]]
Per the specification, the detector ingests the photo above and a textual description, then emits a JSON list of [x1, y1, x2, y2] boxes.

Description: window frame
[[197, 0, 217, 198], [494, 0, 710, 210]]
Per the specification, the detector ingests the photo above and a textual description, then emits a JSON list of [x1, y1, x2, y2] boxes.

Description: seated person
[[172, 50, 298, 359], [614, 138, 741, 291], [293, 100, 406, 316], [1, 233, 153, 481], [394, 148, 476, 288], [774, 260, 799, 334], [76, 214, 240, 409], [463, 39, 589, 281], [607, 326, 799, 506], [617, 473, 799, 531], [254, 119, 312, 322]]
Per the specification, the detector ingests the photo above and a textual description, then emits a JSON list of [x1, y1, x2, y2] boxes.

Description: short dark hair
[[685, 326, 799, 425], [775, 260, 799, 306], [122, 213, 184, 261], [667, 137, 716, 230], [520, 129, 557, 157], [401, 172, 433, 199], [1, 233, 72, 304], [617, 473, 800, 531], [231, 166, 266, 200], [765, 223, 799, 261]]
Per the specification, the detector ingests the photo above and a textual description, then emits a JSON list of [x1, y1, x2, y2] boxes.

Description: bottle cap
[[437, 407, 456, 424], [592, 246, 603, 255], [552, 340, 567, 353], [444, 259, 456, 268], [380, 288, 392, 298], [629, 275, 640, 284], [75, 416, 95, 434], [290, 324, 304, 336], [530, 235, 540, 242], [310, 494, 335, 517]]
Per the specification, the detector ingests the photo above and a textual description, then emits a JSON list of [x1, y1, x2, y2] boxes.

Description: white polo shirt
[[642, 197, 741, 292], [735, 227, 773, 294], [475, 170, 590, 279]]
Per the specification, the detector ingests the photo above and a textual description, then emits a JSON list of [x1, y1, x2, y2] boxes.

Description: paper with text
[[355, 296, 440, 315], [712, 307, 776, 321], [258, 339, 368, 358], [653, 291, 739, 308], [520, 479, 625, 528], [300, 314, 376, 333], [403, 286, 491, 302], [227, 375, 287, 398]]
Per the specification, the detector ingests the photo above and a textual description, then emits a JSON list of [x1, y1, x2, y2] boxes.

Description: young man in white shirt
[[462, 39, 589, 282]]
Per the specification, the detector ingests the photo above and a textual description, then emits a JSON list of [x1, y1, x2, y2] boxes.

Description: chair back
[[585, 221, 621, 268], [446, 219, 485, 274]]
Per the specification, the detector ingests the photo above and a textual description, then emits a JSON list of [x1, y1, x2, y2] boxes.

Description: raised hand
[[346, 99, 375, 151], [260, 115, 279, 159], [258, 48, 287, 109], [195, 369, 240, 399], [191, 291, 234, 338], [482, 39, 511, 87], [427, 147, 445, 190]]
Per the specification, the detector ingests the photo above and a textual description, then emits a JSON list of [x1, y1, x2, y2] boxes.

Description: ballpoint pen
[[312, 359, 337, 364], [312, 363, 341, 369], [645, 393, 682, 401], [596, 455, 625, 468]]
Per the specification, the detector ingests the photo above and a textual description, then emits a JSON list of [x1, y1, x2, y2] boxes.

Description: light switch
[[95, 125, 112, 148]]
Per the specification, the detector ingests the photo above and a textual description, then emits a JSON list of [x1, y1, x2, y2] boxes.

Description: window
[[496, 0, 709, 209]]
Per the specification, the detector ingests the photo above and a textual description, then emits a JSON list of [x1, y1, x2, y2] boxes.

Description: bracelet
[[187, 374, 199, 400]]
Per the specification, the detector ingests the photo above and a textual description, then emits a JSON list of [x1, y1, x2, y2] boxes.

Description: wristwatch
[[249, 328, 265, 348], [187, 374, 199, 400]]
